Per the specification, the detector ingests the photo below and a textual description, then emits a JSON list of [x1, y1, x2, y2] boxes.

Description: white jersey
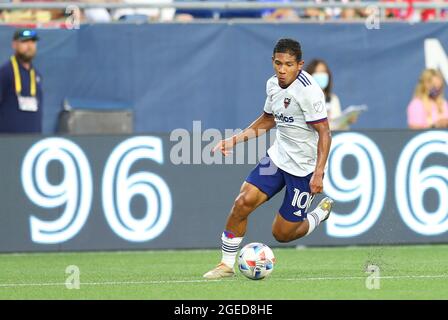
[[263, 70, 327, 177]]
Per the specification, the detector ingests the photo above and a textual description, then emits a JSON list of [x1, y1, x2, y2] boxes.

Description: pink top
[[407, 98, 448, 128]]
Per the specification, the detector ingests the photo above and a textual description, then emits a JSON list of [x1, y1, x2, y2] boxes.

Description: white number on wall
[[102, 137, 172, 242], [21, 138, 93, 244], [324, 133, 386, 237], [395, 131, 448, 235]]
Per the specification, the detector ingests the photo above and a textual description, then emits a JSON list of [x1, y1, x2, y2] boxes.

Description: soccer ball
[[238, 242, 275, 280]]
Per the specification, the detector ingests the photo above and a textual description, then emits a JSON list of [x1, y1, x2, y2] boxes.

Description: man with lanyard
[[0, 29, 43, 133]]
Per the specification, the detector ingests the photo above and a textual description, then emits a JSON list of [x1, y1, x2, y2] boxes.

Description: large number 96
[[324, 132, 386, 237], [21, 137, 172, 244], [324, 131, 448, 237]]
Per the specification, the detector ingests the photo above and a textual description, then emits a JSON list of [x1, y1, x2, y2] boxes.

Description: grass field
[[0, 244, 447, 300]]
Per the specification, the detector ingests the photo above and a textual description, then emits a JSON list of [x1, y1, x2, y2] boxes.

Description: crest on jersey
[[313, 101, 324, 112], [284, 97, 291, 108]]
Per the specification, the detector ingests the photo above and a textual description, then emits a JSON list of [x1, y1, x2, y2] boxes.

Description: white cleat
[[203, 263, 235, 279], [317, 197, 334, 222]]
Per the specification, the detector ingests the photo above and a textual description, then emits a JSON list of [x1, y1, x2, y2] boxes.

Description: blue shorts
[[245, 155, 315, 222]]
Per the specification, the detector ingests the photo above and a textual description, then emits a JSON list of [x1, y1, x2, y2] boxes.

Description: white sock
[[221, 231, 243, 269], [306, 206, 328, 236]]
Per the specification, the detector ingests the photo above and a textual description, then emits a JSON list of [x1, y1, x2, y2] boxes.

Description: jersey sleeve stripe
[[306, 117, 328, 124], [299, 73, 311, 86], [297, 77, 308, 87], [264, 111, 273, 116]]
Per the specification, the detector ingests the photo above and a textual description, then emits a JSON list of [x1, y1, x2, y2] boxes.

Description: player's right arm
[[213, 112, 275, 156]]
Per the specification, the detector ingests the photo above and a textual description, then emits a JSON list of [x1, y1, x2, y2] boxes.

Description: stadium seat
[[57, 98, 134, 134]]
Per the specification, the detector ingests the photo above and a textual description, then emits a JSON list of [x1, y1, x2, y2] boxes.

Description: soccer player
[[203, 38, 333, 279]]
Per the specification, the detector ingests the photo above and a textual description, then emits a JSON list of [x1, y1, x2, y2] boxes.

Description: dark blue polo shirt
[[0, 59, 43, 133]]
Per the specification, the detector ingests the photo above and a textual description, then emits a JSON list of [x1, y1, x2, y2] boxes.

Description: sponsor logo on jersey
[[284, 97, 291, 108], [274, 113, 294, 123]]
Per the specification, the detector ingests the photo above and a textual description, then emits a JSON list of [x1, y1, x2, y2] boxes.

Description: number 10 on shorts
[[291, 188, 314, 211]]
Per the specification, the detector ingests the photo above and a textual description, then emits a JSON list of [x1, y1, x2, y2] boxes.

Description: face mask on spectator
[[429, 87, 442, 99], [312, 72, 329, 90]]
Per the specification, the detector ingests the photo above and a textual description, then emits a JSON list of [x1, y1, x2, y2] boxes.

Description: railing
[[0, 1, 410, 10], [0, 1, 446, 22]]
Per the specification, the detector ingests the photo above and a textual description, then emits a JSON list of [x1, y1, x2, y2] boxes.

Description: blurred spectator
[[339, 0, 368, 20], [299, 0, 367, 21], [306, 59, 360, 130], [173, 0, 214, 20], [83, 0, 113, 23], [382, 0, 416, 20], [26, 0, 65, 22], [302, 0, 327, 20], [0, 29, 43, 133], [0, 0, 8, 21], [1, 0, 38, 24], [260, 0, 299, 21], [175, 0, 270, 21], [112, 0, 176, 22], [300, 0, 365, 21], [1, 0, 65, 24], [382, 0, 448, 22], [305, 59, 344, 130], [321, 0, 342, 20], [263, 8, 299, 20], [407, 69, 448, 129], [414, 0, 448, 21]]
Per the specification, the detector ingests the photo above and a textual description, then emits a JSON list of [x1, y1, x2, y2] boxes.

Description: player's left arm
[[309, 119, 332, 194], [298, 83, 332, 194]]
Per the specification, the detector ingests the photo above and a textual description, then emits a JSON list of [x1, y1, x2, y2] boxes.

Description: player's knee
[[272, 229, 293, 243], [233, 192, 258, 214]]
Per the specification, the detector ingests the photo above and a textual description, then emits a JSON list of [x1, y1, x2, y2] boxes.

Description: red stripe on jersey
[[306, 117, 328, 124]]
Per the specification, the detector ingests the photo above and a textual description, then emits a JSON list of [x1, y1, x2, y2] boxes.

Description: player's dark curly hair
[[273, 38, 302, 62]]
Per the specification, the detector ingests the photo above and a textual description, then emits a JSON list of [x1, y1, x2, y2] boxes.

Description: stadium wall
[[0, 129, 446, 252], [0, 23, 447, 134]]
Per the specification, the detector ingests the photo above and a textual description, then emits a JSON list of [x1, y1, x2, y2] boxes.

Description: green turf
[[0, 245, 447, 299]]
